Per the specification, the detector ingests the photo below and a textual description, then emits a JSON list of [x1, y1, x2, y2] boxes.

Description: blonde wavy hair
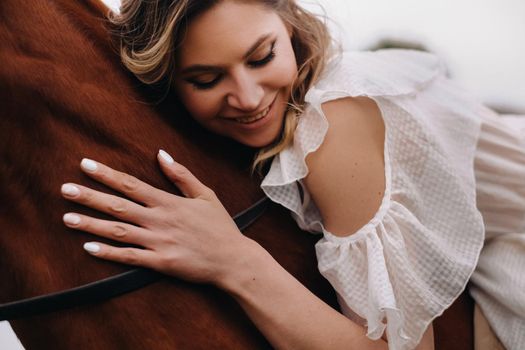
[[110, 0, 333, 173]]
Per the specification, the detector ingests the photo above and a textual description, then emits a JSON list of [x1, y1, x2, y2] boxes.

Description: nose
[[226, 69, 264, 111]]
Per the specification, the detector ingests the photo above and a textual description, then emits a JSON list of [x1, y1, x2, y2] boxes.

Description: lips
[[223, 95, 277, 126]]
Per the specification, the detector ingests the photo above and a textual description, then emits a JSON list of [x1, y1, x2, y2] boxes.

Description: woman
[[60, 0, 524, 349]]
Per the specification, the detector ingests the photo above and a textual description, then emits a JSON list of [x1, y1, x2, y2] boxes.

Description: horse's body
[[0, 0, 473, 348]]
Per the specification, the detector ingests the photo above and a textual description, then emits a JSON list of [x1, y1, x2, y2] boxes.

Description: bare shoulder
[[303, 96, 386, 237]]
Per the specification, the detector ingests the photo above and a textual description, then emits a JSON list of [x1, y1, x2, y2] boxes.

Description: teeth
[[235, 106, 270, 124]]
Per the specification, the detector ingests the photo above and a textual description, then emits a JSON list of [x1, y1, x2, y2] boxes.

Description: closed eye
[[186, 73, 223, 90], [248, 41, 276, 68]]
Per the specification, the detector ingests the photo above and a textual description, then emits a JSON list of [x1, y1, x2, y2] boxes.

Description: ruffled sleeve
[[261, 49, 485, 349]]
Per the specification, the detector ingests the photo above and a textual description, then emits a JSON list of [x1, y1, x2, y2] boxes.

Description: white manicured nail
[[81, 158, 98, 172], [159, 149, 174, 164], [63, 213, 81, 225], [83, 242, 100, 253], [61, 184, 80, 196]]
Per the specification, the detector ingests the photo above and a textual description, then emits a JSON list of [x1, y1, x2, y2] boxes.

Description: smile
[[234, 105, 271, 124]]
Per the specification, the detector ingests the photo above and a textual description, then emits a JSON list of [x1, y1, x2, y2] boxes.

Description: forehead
[[177, 1, 286, 65]]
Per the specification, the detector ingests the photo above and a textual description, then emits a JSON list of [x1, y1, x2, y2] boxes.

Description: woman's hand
[[60, 150, 256, 286]]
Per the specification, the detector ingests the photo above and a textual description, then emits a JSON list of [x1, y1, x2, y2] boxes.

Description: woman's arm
[[302, 96, 434, 349], [303, 96, 386, 237], [219, 239, 388, 350]]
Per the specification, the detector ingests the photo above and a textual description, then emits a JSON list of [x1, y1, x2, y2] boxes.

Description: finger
[[63, 212, 152, 247], [61, 183, 150, 226], [82, 242, 159, 269], [157, 149, 215, 199], [79, 158, 165, 206]]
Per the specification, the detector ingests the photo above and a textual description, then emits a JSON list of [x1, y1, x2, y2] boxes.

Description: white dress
[[260, 49, 525, 350]]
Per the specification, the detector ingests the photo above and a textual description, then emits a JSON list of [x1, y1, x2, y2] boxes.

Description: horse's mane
[[0, 0, 473, 348]]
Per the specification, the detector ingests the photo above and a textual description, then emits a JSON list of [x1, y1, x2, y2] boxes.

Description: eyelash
[[248, 42, 276, 68], [189, 41, 277, 90]]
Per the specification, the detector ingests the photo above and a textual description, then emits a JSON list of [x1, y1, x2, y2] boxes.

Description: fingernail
[[63, 213, 81, 225], [61, 183, 80, 197], [81, 158, 98, 172], [159, 149, 174, 164], [83, 242, 100, 253]]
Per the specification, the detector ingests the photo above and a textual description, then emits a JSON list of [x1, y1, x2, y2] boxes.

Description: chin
[[237, 136, 278, 149], [235, 129, 282, 148]]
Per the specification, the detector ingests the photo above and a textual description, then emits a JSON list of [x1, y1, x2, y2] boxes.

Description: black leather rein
[[0, 197, 270, 321]]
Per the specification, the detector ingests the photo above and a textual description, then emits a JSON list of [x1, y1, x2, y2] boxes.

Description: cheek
[[269, 43, 298, 89], [176, 88, 222, 124]]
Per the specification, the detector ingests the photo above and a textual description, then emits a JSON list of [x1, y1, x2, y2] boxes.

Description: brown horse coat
[[0, 0, 473, 348]]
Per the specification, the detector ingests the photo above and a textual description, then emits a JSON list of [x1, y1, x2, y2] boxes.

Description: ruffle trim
[[307, 49, 445, 104], [315, 202, 483, 349]]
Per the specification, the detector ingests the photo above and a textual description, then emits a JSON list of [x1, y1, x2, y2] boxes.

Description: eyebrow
[[243, 33, 272, 59], [180, 34, 273, 75]]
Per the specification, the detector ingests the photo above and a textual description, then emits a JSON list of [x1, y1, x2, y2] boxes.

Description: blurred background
[[1, 0, 523, 348], [300, 0, 525, 113]]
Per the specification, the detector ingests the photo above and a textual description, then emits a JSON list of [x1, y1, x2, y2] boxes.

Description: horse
[[0, 0, 474, 348]]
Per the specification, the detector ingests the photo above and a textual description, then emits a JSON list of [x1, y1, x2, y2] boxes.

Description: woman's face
[[173, 1, 298, 148]]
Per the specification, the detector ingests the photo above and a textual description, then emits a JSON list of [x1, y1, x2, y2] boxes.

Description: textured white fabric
[[261, 49, 525, 349], [471, 114, 525, 349]]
